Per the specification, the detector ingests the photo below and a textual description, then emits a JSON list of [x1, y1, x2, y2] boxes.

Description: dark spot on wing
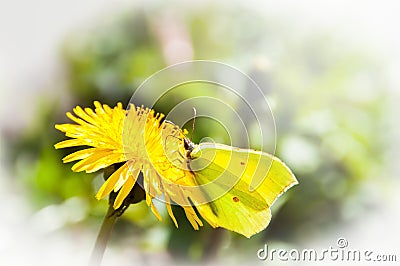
[[240, 161, 245, 166], [233, 196, 239, 203]]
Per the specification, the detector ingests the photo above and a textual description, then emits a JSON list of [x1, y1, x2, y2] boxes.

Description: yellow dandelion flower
[[55, 101, 203, 229]]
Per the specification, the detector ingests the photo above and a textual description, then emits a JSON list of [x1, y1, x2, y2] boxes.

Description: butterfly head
[[184, 137, 195, 151]]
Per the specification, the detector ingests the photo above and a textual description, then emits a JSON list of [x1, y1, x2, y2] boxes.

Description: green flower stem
[[89, 204, 118, 266], [88, 164, 141, 266]]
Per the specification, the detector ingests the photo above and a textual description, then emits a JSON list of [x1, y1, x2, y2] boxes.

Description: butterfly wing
[[188, 143, 298, 238]]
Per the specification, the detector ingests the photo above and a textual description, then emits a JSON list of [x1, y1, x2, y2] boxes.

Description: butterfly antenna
[[190, 107, 196, 140]]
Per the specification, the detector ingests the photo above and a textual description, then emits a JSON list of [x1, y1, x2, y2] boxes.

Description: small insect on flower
[[55, 101, 297, 238]]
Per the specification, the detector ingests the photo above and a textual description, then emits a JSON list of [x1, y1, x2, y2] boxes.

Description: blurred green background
[[1, 1, 399, 266]]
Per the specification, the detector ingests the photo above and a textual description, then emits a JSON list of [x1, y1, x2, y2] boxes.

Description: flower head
[[55, 101, 204, 229]]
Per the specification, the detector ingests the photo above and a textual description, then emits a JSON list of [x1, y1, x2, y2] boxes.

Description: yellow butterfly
[[158, 121, 298, 238]]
